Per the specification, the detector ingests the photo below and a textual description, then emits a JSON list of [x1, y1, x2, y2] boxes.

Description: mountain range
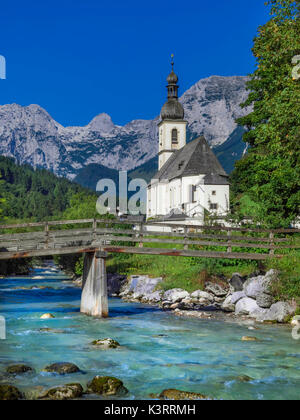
[[0, 75, 251, 189]]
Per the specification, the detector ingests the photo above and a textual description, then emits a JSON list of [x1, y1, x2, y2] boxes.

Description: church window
[[210, 203, 218, 210], [192, 185, 197, 203], [172, 128, 178, 144]]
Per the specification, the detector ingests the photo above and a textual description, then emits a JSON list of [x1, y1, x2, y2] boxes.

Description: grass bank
[[106, 253, 259, 293]]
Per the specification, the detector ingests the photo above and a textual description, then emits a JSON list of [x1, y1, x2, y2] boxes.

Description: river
[[0, 263, 299, 400]]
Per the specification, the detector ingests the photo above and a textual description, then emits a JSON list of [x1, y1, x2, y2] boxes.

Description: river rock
[[291, 316, 300, 326], [231, 291, 246, 305], [221, 295, 235, 312], [198, 298, 213, 306], [147, 291, 163, 302], [190, 290, 214, 302], [256, 301, 296, 323], [256, 293, 274, 309], [91, 338, 120, 349], [163, 289, 190, 303], [241, 336, 259, 342], [39, 383, 83, 400], [6, 364, 34, 374], [40, 313, 55, 319], [43, 362, 80, 375], [244, 270, 277, 299], [0, 385, 23, 400], [39, 328, 65, 334], [107, 273, 127, 296], [73, 278, 82, 288], [229, 273, 245, 292], [161, 301, 172, 310], [120, 275, 163, 300], [236, 375, 253, 382], [87, 376, 128, 396], [235, 297, 261, 316], [159, 389, 209, 400], [214, 296, 226, 303], [205, 282, 227, 297]]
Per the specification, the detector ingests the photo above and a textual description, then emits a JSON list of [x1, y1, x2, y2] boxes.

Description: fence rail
[[0, 219, 299, 261]]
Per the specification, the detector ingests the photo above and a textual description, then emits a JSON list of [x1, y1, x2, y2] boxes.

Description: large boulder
[[39, 384, 83, 400], [256, 293, 274, 309], [221, 295, 235, 313], [6, 364, 34, 375], [107, 274, 127, 296], [244, 270, 277, 299], [191, 290, 214, 302], [231, 291, 246, 305], [121, 275, 162, 300], [147, 291, 163, 303], [0, 385, 23, 400], [205, 282, 227, 297], [87, 376, 128, 396], [163, 289, 190, 303], [159, 389, 209, 400], [43, 362, 80, 375], [235, 297, 261, 316], [256, 301, 296, 323], [229, 273, 245, 292]]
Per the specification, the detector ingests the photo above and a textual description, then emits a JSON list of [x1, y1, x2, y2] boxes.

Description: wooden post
[[227, 229, 232, 253], [269, 232, 275, 256], [44, 222, 49, 249], [93, 218, 97, 242], [138, 223, 144, 248], [80, 250, 108, 317], [184, 226, 188, 250]]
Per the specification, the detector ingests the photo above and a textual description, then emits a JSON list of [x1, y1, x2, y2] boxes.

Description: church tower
[[158, 56, 187, 170]]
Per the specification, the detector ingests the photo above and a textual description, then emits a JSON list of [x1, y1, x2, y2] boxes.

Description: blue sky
[[0, 0, 270, 126]]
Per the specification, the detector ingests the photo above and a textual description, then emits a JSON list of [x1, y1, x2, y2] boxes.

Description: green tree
[[231, 0, 300, 227]]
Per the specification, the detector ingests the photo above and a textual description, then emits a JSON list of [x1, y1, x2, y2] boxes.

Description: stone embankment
[[89, 270, 297, 324]]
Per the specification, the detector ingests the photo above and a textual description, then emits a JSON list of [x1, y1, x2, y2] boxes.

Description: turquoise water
[[0, 264, 300, 400]]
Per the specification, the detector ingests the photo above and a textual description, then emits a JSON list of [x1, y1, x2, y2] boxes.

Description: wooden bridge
[[0, 218, 299, 318]]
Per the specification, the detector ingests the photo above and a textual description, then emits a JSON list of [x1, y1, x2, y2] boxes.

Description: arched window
[[172, 128, 178, 144]]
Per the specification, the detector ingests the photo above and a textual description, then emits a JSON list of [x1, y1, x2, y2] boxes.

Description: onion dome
[[167, 70, 178, 84], [161, 99, 184, 120]]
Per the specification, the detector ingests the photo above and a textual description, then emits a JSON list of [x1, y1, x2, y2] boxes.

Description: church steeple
[[161, 55, 184, 121], [158, 55, 187, 170]]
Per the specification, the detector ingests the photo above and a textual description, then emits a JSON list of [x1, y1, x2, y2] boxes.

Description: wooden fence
[[0, 218, 299, 261]]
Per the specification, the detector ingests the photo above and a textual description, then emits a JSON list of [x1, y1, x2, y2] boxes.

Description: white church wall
[[197, 184, 230, 215]]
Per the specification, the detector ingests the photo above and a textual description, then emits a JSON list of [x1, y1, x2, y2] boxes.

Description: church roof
[[153, 136, 229, 183]]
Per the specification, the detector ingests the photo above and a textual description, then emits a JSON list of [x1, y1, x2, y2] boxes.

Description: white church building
[[147, 61, 230, 224]]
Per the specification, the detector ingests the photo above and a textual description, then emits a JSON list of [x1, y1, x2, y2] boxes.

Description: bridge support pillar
[[80, 251, 108, 317]]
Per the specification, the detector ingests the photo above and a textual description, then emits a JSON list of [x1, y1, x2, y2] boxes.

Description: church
[[147, 61, 230, 224]]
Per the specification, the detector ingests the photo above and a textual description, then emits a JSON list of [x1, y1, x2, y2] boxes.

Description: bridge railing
[[0, 218, 299, 260]]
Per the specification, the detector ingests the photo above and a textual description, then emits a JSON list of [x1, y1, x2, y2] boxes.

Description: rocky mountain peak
[[88, 113, 115, 133]]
